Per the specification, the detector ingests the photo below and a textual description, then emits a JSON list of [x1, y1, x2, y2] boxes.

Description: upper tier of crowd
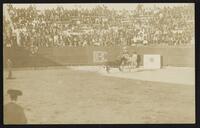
[[3, 4, 194, 48]]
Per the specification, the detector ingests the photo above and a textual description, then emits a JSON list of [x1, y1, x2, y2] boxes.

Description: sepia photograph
[[3, 3, 195, 124]]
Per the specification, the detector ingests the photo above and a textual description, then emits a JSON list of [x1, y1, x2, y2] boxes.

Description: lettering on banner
[[93, 51, 107, 63]]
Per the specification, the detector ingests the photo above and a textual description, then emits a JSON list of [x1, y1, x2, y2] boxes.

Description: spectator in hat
[[4, 89, 27, 124]]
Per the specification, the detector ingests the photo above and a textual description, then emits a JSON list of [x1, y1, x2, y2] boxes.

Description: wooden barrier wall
[[4, 46, 195, 67]]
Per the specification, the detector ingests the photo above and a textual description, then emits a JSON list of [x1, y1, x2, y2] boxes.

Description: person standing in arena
[[131, 52, 138, 69], [118, 46, 129, 71], [7, 58, 13, 79], [120, 46, 129, 65]]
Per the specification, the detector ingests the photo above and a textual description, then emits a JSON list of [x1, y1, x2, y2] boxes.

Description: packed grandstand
[[3, 4, 194, 49]]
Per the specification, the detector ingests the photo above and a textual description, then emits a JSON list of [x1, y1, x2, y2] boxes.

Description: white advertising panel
[[143, 54, 161, 69]]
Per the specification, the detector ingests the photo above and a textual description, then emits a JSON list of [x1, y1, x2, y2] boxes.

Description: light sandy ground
[[70, 66, 195, 85], [4, 67, 195, 124]]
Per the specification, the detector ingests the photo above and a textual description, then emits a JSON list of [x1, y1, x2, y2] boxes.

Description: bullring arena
[[3, 3, 195, 124]]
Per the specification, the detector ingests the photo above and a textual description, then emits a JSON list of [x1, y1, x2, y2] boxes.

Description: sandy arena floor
[[3, 66, 195, 124], [70, 66, 195, 85]]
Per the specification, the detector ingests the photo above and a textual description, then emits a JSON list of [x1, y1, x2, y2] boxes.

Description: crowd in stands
[[3, 4, 194, 49]]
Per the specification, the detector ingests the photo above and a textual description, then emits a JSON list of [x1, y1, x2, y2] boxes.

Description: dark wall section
[[3, 46, 194, 68], [4, 47, 62, 68]]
